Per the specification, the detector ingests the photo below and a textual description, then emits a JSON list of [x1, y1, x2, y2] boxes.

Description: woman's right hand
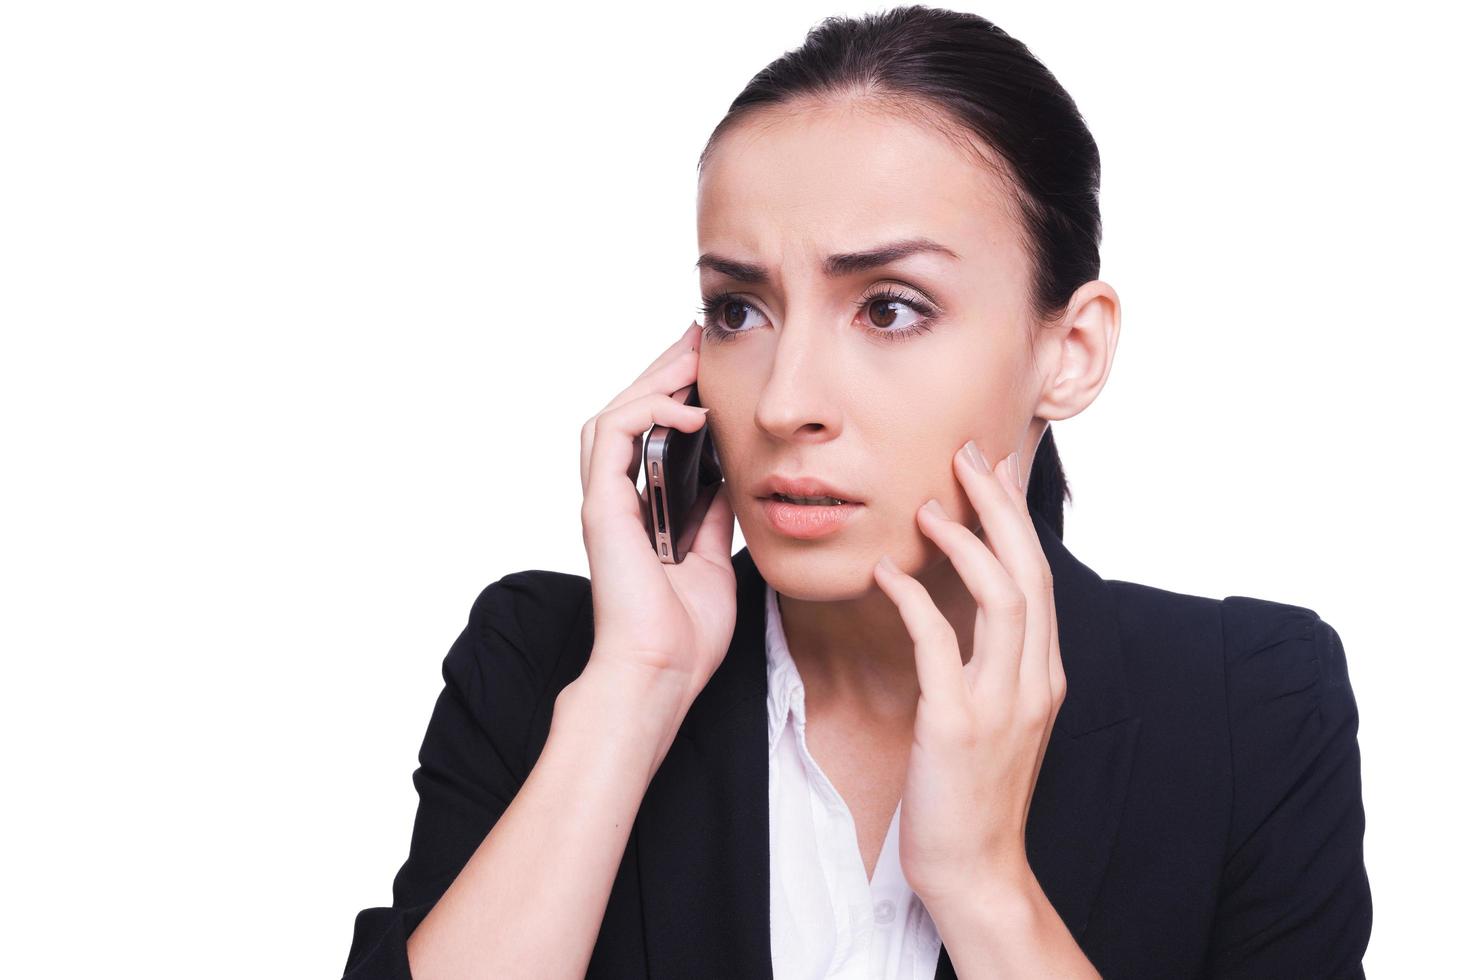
[[576, 320, 738, 714]]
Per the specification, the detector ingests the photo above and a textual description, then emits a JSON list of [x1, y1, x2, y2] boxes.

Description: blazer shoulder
[[1206, 596, 1371, 972], [446, 568, 594, 731], [1105, 577, 1221, 626], [1103, 578, 1224, 676], [1219, 592, 1322, 657], [1103, 578, 1339, 661], [465, 568, 592, 646], [1101, 580, 1355, 710], [1214, 590, 1358, 733], [1216, 593, 1359, 724]]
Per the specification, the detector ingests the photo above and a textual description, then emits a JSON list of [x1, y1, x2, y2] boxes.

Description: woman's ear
[[1034, 280, 1120, 422]]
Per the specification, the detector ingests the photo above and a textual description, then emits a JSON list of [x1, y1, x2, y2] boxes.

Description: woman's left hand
[[872, 439, 1066, 910]]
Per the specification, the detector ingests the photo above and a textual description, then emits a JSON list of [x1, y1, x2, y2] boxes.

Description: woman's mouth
[[771, 492, 851, 506], [759, 494, 863, 539]]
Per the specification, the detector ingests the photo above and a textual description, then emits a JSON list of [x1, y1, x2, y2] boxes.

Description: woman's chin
[[749, 544, 886, 602]]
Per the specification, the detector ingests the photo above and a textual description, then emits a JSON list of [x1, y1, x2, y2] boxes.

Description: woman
[[343, 7, 1371, 978]]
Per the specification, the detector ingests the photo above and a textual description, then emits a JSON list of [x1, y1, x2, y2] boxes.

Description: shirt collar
[[764, 581, 805, 752]]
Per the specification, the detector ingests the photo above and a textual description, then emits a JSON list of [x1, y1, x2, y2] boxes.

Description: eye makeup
[[696, 283, 941, 345]]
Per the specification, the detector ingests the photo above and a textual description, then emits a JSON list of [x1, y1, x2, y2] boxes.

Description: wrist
[[553, 655, 693, 775], [572, 654, 699, 721], [924, 867, 1040, 943]]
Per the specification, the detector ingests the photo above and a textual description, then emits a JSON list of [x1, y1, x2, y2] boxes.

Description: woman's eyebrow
[[694, 237, 960, 283]]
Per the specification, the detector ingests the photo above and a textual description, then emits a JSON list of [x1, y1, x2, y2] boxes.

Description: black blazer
[[343, 513, 1372, 979]]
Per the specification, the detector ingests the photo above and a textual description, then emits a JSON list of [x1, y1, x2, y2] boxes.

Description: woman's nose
[[752, 326, 842, 440]]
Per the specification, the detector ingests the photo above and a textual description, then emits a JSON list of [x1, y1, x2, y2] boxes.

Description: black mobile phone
[[641, 381, 723, 563]]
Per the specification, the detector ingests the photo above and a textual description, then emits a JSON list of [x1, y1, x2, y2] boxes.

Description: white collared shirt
[[766, 583, 944, 979]]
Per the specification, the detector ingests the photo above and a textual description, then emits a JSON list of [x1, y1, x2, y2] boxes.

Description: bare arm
[[405, 657, 692, 980]]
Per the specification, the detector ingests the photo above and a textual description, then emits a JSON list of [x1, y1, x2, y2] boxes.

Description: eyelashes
[[696, 286, 939, 345]]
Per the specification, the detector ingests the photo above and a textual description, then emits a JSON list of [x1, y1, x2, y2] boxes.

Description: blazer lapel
[[637, 509, 1138, 980]]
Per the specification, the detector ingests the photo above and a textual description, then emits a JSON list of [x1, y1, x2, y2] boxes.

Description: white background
[[2, 1, 1462, 975]]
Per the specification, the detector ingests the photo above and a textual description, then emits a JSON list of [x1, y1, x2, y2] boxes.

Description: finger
[[1025, 588, 1065, 821], [913, 497, 1024, 694], [600, 345, 700, 417], [625, 321, 700, 393], [643, 321, 701, 380], [998, 448, 1058, 703], [954, 442, 1037, 564], [585, 391, 710, 521], [954, 443, 1053, 697], [995, 446, 1050, 578], [581, 345, 700, 493], [999, 446, 1043, 551], [871, 554, 968, 722], [1047, 594, 1066, 714], [986, 439, 1065, 822]]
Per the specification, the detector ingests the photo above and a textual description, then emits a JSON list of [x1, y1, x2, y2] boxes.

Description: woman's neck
[[777, 557, 977, 723]]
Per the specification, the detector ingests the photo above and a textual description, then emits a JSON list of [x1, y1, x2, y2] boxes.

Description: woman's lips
[[758, 496, 863, 539]]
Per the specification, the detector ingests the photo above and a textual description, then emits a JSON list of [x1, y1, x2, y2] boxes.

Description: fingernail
[[1005, 452, 1022, 489], [920, 497, 945, 519], [877, 554, 900, 574], [960, 440, 990, 473]]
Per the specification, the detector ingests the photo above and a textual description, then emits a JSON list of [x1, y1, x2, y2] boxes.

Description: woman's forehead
[[696, 110, 1020, 264]]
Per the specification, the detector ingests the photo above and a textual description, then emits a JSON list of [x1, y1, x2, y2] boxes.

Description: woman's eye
[[696, 288, 937, 344], [860, 295, 926, 333], [698, 295, 770, 336], [852, 289, 938, 343]]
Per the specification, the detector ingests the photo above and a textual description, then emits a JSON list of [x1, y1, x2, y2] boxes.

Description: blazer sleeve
[[341, 571, 589, 980], [1204, 598, 1373, 978]]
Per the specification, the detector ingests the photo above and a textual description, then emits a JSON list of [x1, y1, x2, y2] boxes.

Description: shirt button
[[874, 899, 896, 925]]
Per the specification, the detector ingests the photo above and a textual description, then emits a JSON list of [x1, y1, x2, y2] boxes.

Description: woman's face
[[695, 100, 1058, 602]]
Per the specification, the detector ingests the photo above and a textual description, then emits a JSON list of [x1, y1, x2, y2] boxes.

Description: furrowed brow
[[695, 237, 958, 284]]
